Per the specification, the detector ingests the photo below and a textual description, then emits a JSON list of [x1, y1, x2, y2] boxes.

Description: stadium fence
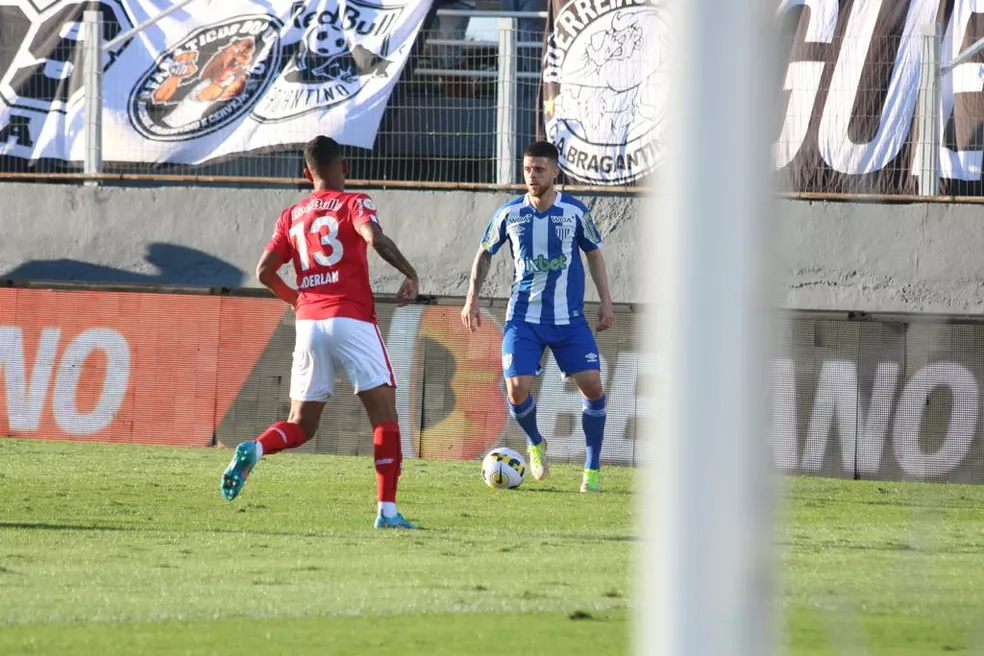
[[8, 4, 984, 199], [0, 6, 613, 192]]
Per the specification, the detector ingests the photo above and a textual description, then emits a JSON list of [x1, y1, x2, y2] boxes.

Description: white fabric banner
[[542, 0, 668, 186], [0, 0, 430, 164]]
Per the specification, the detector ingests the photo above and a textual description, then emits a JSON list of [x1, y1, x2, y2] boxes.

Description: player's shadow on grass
[[207, 527, 432, 537], [518, 487, 633, 496], [1, 243, 245, 287], [774, 539, 983, 555], [0, 521, 135, 532]]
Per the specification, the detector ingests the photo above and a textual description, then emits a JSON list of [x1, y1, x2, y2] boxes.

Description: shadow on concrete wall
[[1, 243, 246, 287]]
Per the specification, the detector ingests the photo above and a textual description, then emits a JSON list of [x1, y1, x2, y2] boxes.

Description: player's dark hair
[[303, 135, 343, 174], [523, 141, 559, 163]]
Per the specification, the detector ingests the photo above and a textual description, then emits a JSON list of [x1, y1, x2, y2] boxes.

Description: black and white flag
[[0, 0, 429, 165]]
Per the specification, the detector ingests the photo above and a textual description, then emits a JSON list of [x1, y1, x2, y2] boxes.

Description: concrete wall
[[3, 182, 984, 314], [0, 183, 641, 303], [779, 200, 984, 314]]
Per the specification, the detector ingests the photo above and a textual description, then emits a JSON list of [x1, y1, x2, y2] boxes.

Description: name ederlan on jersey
[[126, 1, 407, 142], [285, 192, 378, 293]]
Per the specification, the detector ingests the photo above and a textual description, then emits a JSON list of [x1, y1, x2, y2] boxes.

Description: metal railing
[[3, 7, 557, 190], [914, 22, 978, 198], [16, 7, 984, 199], [402, 9, 547, 186]]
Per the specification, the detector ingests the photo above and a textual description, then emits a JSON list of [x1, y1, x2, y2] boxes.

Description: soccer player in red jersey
[[221, 135, 421, 529]]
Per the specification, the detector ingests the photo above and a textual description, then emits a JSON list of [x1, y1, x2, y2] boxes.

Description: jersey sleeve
[[480, 207, 508, 254], [264, 209, 293, 260], [576, 209, 604, 252], [349, 193, 380, 230]]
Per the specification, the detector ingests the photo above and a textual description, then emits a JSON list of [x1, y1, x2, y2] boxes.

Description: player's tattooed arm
[[358, 222, 418, 281], [466, 248, 492, 301], [358, 222, 419, 305], [461, 248, 491, 334]]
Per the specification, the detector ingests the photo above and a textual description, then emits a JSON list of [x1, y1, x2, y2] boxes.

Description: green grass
[[4, 439, 984, 654], [780, 478, 984, 654], [0, 439, 632, 655]]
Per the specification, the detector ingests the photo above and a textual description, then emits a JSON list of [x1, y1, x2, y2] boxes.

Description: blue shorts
[[501, 319, 600, 379]]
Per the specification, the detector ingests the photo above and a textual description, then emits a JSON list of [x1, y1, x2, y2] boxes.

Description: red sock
[[256, 421, 307, 456], [373, 421, 402, 503]]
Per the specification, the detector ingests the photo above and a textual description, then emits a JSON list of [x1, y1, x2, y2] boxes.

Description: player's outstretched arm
[[585, 249, 615, 332], [461, 247, 492, 334], [357, 221, 419, 306], [256, 250, 299, 308]]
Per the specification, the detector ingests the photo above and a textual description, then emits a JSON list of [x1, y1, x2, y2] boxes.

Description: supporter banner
[[777, 0, 984, 195], [542, 0, 984, 194], [542, 0, 668, 186], [0, 0, 428, 164]]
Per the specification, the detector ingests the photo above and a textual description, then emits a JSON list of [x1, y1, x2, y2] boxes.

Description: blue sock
[[582, 395, 607, 471], [509, 395, 543, 446]]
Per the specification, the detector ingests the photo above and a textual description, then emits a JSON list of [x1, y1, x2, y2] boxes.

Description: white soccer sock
[[379, 502, 398, 517], [254, 441, 264, 459]]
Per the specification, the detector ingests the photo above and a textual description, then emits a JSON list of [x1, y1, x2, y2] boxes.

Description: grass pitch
[[0, 439, 632, 655], [3, 439, 984, 654], [781, 477, 984, 654]]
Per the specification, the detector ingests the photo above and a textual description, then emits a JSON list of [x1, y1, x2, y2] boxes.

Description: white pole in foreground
[[638, 0, 779, 653]]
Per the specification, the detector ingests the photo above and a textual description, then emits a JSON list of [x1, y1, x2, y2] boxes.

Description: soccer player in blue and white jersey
[[461, 141, 615, 493]]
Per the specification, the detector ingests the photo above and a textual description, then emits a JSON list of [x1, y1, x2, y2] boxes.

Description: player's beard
[[527, 181, 550, 197]]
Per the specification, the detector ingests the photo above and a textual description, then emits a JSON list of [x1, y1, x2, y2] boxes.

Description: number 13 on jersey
[[289, 215, 345, 271]]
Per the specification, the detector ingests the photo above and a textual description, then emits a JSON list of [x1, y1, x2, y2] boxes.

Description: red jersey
[[265, 189, 380, 322]]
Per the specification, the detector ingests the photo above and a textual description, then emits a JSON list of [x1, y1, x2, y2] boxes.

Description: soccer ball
[[298, 23, 348, 71], [482, 447, 527, 489]]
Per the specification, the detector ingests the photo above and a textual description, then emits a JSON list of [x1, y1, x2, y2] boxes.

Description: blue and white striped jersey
[[480, 192, 603, 325]]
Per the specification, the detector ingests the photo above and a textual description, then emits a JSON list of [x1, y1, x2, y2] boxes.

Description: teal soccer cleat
[[374, 513, 418, 529], [221, 441, 259, 501]]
